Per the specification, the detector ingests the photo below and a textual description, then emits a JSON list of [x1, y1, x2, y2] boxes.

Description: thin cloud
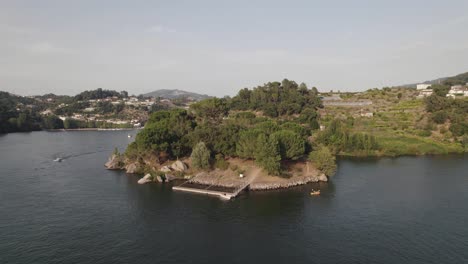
[[147, 25, 176, 33], [25, 42, 71, 54]]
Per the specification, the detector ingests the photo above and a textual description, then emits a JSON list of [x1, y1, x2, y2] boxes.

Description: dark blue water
[[1, 131, 467, 264]]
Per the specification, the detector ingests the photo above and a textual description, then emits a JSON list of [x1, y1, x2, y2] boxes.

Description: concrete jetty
[[172, 170, 259, 200]]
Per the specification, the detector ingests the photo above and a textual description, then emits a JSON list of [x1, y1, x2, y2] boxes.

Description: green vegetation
[[128, 80, 321, 175], [191, 142, 211, 170], [308, 145, 337, 176], [125, 77, 467, 176], [254, 134, 282, 175]]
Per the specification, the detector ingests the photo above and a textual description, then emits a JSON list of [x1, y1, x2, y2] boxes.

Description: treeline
[[229, 79, 322, 118], [74, 88, 128, 101], [0, 92, 42, 133]]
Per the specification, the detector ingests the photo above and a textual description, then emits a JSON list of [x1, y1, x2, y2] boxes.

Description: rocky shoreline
[[249, 174, 328, 191], [105, 154, 328, 190]]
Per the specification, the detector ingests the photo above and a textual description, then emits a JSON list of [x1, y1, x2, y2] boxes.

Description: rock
[[170, 160, 188, 172], [165, 174, 175, 182], [318, 173, 328, 182], [105, 154, 124, 170], [156, 175, 164, 182], [125, 163, 139, 174], [160, 166, 172, 173], [138, 174, 152, 184]]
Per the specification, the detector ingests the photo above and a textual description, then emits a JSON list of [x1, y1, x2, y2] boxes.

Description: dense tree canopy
[[75, 88, 125, 101], [230, 79, 322, 117]]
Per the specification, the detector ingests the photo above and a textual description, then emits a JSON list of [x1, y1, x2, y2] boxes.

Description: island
[[104, 74, 468, 195]]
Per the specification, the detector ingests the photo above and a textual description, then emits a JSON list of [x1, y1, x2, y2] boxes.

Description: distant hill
[[143, 89, 210, 101], [401, 71, 468, 88], [443, 72, 468, 86]]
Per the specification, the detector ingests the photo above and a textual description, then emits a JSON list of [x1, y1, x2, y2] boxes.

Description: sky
[[1, 0, 468, 97]]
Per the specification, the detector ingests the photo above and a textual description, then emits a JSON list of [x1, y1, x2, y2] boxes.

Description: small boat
[[310, 189, 320, 196], [53, 158, 63, 162], [127, 134, 132, 138]]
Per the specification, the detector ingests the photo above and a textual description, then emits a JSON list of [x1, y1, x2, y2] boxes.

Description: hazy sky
[[1, 0, 468, 97]]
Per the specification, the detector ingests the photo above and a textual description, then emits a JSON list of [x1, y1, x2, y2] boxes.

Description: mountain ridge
[[143, 89, 211, 101]]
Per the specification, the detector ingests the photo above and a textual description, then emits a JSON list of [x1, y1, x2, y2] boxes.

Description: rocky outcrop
[[159, 161, 188, 173], [160, 166, 172, 173], [105, 154, 124, 170], [125, 163, 140, 174], [138, 174, 153, 184], [318, 173, 328, 182], [156, 175, 164, 182], [170, 160, 188, 172], [164, 174, 176, 182]]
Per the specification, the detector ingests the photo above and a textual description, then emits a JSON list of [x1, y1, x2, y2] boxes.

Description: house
[[416, 84, 431, 90], [83, 107, 95, 112], [447, 85, 468, 97], [417, 89, 433, 98]]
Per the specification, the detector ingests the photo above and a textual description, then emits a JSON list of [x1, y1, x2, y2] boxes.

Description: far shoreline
[[45, 128, 141, 132]]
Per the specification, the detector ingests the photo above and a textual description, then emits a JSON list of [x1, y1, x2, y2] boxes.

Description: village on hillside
[[416, 83, 468, 98]]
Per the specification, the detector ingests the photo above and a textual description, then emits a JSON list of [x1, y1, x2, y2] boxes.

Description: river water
[[1, 131, 467, 264]]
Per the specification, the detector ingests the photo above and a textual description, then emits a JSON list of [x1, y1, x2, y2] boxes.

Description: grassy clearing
[[376, 133, 463, 156]]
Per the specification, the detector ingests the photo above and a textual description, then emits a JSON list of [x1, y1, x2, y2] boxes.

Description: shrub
[[215, 154, 229, 170], [417, 130, 432, 137], [432, 111, 448, 124], [191, 142, 211, 170]]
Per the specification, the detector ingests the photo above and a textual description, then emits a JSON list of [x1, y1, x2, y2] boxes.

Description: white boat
[[53, 158, 62, 162], [128, 134, 132, 138]]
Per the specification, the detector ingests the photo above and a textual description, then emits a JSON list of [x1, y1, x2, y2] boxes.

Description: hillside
[[401, 71, 468, 88], [143, 89, 210, 101]]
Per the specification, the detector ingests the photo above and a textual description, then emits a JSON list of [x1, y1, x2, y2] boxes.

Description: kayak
[[310, 190, 321, 196]]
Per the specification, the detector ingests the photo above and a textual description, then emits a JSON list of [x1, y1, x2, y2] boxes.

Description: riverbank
[[47, 128, 140, 132], [106, 156, 328, 191]]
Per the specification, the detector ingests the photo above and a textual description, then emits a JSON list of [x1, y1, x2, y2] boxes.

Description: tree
[[298, 108, 319, 129], [255, 134, 281, 175], [190, 98, 228, 123], [191, 142, 211, 170], [271, 130, 305, 160], [134, 109, 195, 159], [236, 129, 262, 159], [432, 111, 448, 124], [255, 120, 280, 135], [280, 122, 309, 138], [308, 145, 337, 176], [42, 115, 64, 129], [432, 84, 450, 97]]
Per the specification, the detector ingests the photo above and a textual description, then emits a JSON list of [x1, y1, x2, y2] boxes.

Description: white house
[[417, 89, 433, 98], [447, 86, 468, 97], [416, 84, 431, 90]]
